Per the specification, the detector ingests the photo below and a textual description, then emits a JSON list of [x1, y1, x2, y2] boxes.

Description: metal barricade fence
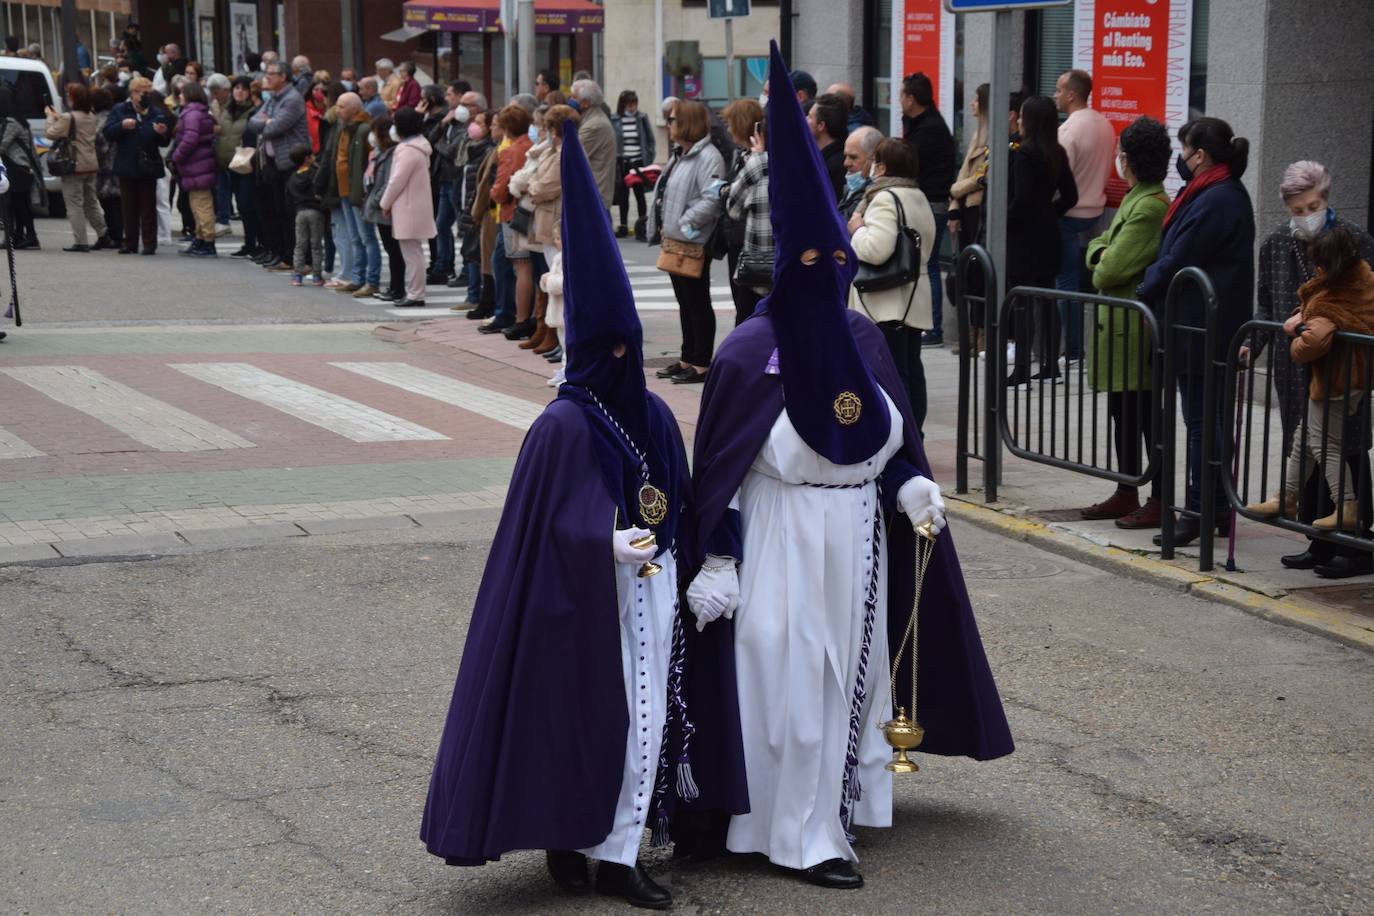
[[954, 245, 999, 499], [996, 285, 1161, 488], [1222, 319, 1374, 555], [1157, 267, 1222, 567]]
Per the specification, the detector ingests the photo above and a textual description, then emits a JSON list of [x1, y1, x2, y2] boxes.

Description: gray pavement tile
[[295, 516, 419, 536], [407, 508, 503, 529], [54, 533, 189, 558], [0, 543, 62, 564]]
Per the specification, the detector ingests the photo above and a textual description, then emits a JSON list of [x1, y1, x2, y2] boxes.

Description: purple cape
[[420, 394, 746, 864], [690, 311, 1015, 762]]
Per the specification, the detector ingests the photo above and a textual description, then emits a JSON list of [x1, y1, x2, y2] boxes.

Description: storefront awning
[[402, 0, 604, 34]]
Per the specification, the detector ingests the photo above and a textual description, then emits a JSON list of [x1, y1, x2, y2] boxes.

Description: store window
[[865, 0, 893, 130], [696, 56, 766, 110]]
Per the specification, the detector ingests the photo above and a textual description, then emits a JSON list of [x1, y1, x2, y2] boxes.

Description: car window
[[0, 68, 54, 120]]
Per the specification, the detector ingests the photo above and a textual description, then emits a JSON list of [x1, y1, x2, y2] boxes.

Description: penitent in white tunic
[[578, 551, 677, 867], [726, 391, 905, 870]]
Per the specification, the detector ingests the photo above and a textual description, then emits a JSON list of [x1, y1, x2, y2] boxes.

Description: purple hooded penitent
[[756, 40, 892, 466], [419, 119, 746, 867]]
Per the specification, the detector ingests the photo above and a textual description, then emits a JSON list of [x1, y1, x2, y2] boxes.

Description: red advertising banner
[[1090, 1, 1169, 135], [901, 0, 943, 110]]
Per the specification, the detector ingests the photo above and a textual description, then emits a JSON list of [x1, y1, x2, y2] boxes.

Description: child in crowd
[[1253, 225, 1374, 530], [540, 225, 564, 388], [286, 144, 326, 287]]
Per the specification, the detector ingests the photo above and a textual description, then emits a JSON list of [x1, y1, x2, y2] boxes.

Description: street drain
[[961, 557, 1065, 579]]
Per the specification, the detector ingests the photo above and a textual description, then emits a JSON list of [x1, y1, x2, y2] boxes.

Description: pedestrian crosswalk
[[0, 357, 549, 461], [0, 366, 255, 452], [169, 363, 449, 443]]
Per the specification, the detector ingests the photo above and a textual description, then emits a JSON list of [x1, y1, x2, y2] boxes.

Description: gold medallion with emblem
[[833, 390, 863, 426]]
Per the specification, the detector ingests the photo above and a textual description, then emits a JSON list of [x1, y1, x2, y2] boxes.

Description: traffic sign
[[943, 0, 1070, 11], [708, 0, 750, 19]]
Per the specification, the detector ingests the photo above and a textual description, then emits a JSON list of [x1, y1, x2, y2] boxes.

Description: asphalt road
[[3, 519, 1371, 914]]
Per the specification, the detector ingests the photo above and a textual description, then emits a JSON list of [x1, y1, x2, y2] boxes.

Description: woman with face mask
[[454, 109, 494, 311], [361, 114, 406, 303], [1078, 116, 1172, 529], [1135, 116, 1256, 548], [1243, 160, 1374, 577]]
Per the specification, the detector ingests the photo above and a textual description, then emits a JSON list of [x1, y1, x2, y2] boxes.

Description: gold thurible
[[883, 517, 939, 773], [630, 533, 662, 579]]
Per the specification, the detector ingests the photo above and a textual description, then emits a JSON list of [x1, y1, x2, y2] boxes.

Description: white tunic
[[726, 393, 904, 869], [579, 550, 677, 867]]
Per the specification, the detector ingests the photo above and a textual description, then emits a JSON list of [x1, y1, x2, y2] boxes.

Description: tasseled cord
[[839, 502, 884, 841], [650, 549, 697, 847]]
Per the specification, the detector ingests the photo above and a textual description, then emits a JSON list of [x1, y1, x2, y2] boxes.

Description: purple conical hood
[[758, 40, 890, 465]]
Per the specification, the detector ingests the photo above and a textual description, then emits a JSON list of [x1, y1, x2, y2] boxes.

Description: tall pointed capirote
[[760, 39, 891, 466]]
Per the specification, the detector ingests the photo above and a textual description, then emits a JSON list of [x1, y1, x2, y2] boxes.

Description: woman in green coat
[[1081, 116, 1173, 528]]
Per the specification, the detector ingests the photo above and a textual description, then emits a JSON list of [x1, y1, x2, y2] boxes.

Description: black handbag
[[733, 248, 773, 290], [853, 190, 922, 293], [508, 204, 532, 235], [47, 115, 77, 177]]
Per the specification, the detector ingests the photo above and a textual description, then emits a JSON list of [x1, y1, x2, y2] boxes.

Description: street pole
[[985, 8, 1011, 491], [501, 0, 513, 103], [654, 0, 664, 130], [517, 0, 534, 95], [724, 15, 735, 102], [58, 0, 79, 87]]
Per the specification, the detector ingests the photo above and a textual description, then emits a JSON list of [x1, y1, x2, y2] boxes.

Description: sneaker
[[1116, 497, 1162, 529], [546, 366, 566, 387], [214, 223, 232, 237], [373, 290, 398, 302], [921, 330, 944, 348], [447, 274, 468, 288], [290, 274, 304, 286], [394, 298, 427, 308], [324, 278, 351, 289], [334, 283, 362, 294], [311, 276, 327, 287], [448, 303, 472, 311], [268, 261, 294, 271], [466, 305, 495, 321], [351, 284, 377, 299]]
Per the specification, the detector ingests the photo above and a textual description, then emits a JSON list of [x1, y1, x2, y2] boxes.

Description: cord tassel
[[676, 758, 699, 801]]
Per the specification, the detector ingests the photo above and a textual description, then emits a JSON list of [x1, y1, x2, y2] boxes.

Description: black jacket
[[1005, 142, 1078, 284], [903, 107, 956, 205], [102, 100, 171, 179], [288, 162, 323, 213], [1137, 177, 1256, 374], [429, 118, 465, 184], [819, 139, 846, 203]]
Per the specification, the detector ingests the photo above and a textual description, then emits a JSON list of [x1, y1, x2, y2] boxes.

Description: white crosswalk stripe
[[0, 366, 255, 452], [331, 362, 545, 430], [0, 426, 44, 459], [170, 363, 448, 442]]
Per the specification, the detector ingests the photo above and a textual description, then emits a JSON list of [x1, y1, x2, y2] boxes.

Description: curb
[[946, 497, 1374, 653]]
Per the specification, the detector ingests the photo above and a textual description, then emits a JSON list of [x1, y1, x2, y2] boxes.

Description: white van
[[0, 57, 64, 215]]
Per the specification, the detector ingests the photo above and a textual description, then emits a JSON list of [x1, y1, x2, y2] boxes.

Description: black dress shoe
[[503, 319, 536, 341], [394, 299, 427, 308], [62, 243, 90, 252], [465, 304, 495, 320], [545, 849, 590, 893], [595, 860, 672, 910], [1314, 554, 1374, 579], [478, 319, 514, 335], [91, 236, 115, 251], [671, 368, 708, 384], [1281, 549, 1323, 570], [655, 364, 687, 379], [1153, 515, 1230, 547], [802, 858, 864, 889]]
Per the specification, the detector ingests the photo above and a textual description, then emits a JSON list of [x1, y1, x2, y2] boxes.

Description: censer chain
[[889, 534, 936, 719]]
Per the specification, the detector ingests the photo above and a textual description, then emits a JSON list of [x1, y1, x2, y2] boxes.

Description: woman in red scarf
[[1136, 117, 1256, 547]]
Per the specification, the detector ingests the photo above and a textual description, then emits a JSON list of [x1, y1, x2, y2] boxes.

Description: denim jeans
[[349, 203, 381, 287], [433, 184, 457, 275], [336, 203, 366, 285], [329, 206, 352, 281], [229, 172, 259, 249], [1056, 214, 1099, 360], [214, 170, 232, 225], [463, 260, 482, 303], [927, 211, 948, 335], [490, 227, 516, 325]]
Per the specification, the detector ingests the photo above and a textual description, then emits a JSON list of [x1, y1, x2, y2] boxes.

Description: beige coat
[[847, 183, 937, 330], [948, 120, 988, 215], [44, 110, 100, 174], [578, 105, 617, 208], [526, 142, 563, 246]]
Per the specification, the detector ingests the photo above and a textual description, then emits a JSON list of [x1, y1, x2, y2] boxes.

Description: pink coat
[[380, 135, 437, 240]]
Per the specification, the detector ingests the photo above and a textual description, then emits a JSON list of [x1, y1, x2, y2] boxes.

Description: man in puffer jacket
[[171, 81, 220, 256]]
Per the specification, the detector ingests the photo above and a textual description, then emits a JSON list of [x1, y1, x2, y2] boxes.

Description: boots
[[1081, 487, 1140, 520], [1314, 500, 1361, 531], [534, 327, 560, 355], [634, 217, 647, 242], [520, 290, 549, 350], [1247, 489, 1299, 519]]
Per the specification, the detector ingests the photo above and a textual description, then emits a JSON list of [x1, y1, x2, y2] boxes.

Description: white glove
[[686, 558, 740, 632], [896, 476, 947, 536], [612, 527, 657, 565]]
